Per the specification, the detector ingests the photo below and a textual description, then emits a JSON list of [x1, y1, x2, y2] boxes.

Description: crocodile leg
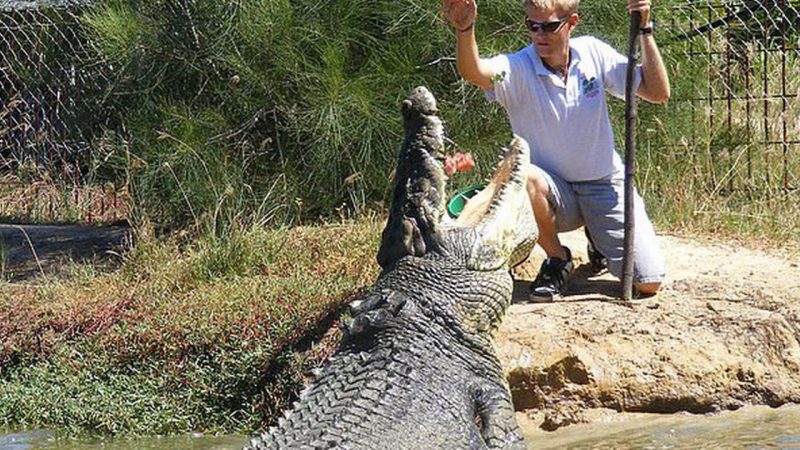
[[472, 380, 527, 450]]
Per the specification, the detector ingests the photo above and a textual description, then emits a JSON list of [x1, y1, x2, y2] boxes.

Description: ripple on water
[[0, 430, 247, 450], [0, 430, 55, 449]]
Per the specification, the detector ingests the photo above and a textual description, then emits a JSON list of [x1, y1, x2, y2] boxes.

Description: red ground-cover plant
[[0, 290, 141, 369], [1, 221, 380, 372]]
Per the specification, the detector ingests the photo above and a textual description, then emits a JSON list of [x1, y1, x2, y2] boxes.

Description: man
[[441, 0, 670, 301]]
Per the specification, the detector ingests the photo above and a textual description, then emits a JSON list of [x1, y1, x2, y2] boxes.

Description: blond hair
[[521, 0, 580, 15]]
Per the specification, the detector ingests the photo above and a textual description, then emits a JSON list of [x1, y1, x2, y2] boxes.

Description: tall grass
[[0, 174, 128, 224], [73, 0, 534, 233]]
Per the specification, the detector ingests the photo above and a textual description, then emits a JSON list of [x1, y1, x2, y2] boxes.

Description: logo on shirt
[[491, 70, 507, 84], [582, 76, 600, 99]]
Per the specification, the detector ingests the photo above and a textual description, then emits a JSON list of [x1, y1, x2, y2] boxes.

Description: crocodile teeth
[[466, 136, 537, 270]]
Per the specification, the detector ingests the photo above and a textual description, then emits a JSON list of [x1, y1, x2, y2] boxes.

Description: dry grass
[[0, 174, 128, 224]]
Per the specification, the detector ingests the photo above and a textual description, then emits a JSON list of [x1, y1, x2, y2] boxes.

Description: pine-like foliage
[[79, 0, 532, 233]]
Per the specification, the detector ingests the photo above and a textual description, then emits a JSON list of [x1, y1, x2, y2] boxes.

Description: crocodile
[[245, 86, 538, 450]]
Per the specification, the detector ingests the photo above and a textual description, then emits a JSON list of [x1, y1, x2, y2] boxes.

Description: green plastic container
[[447, 184, 485, 218]]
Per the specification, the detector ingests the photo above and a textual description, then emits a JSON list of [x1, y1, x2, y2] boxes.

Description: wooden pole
[[622, 11, 641, 301]]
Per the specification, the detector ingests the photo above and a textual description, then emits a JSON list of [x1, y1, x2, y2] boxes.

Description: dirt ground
[[501, 229, 800, 431]]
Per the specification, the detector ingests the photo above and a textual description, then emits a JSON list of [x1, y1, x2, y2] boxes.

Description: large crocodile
[[246, 86, 538, 450]]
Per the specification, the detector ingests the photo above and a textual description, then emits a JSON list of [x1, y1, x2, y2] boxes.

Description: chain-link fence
[[1, 1, 106, 177], [0, 0, 127, 222], [661, 0, 799, 193]]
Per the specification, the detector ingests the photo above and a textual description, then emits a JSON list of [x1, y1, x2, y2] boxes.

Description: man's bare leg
[[526, 170, 567, 260]]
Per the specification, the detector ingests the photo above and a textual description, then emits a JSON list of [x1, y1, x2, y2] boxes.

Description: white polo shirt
[[485, 36, 642, 182]]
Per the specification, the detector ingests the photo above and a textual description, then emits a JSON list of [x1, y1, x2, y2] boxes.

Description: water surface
[[3, 405, 799, 449], [523, 404, 800, 449]]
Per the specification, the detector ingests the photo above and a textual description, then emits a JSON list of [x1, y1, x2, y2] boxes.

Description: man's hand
[[440, 0, 477, 32], [631, 0, 670, 103], [627, 0, 651, 26], [441, 0, 493, 89]]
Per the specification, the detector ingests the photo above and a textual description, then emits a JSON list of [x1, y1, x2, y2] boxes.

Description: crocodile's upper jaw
[[378, 86, 538, 272], [377, 86, 447, 269]]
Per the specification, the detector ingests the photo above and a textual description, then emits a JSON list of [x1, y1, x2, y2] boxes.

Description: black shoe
[[529, 247, 574, 302], [585, 228, 607, 274]]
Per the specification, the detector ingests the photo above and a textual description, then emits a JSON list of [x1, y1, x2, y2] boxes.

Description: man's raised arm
[[441, 0, 495, 90], [629, 0, 671, 104]]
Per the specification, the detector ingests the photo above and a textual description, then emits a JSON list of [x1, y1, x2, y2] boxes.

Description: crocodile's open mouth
[[378, 86, 538, 271], [456, 136, 538, 270], [455, 139, 529, 227]]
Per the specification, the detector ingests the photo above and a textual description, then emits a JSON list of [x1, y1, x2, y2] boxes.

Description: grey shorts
[[534, 165, 666, 284]]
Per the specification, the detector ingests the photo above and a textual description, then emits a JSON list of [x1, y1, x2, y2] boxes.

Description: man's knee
[[635, 282, 661, 296], [526, 167, 549, 199]]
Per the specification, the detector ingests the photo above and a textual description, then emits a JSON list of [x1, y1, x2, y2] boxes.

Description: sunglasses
[[525, 16, 569, 33]]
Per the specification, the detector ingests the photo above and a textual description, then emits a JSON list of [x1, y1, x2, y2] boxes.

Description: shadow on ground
[[512, 263, 621, 304], [0, 223, 132, 282]]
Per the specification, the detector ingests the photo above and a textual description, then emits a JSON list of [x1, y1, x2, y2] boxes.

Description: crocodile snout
[[404, 86, 438, 115]]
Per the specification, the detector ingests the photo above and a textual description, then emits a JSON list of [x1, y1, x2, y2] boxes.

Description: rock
[[540, 402, 587, 431]]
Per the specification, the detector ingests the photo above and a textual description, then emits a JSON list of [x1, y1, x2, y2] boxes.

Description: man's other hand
[[627, 0, 652, 26]]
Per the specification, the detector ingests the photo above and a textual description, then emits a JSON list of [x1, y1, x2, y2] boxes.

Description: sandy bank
[[498, 229, 800, 431]]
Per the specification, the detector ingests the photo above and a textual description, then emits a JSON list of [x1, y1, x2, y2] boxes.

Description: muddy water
[[3, 405, 799, 449], [522, 405, 800, 449], [0, 431, 247, 449]]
